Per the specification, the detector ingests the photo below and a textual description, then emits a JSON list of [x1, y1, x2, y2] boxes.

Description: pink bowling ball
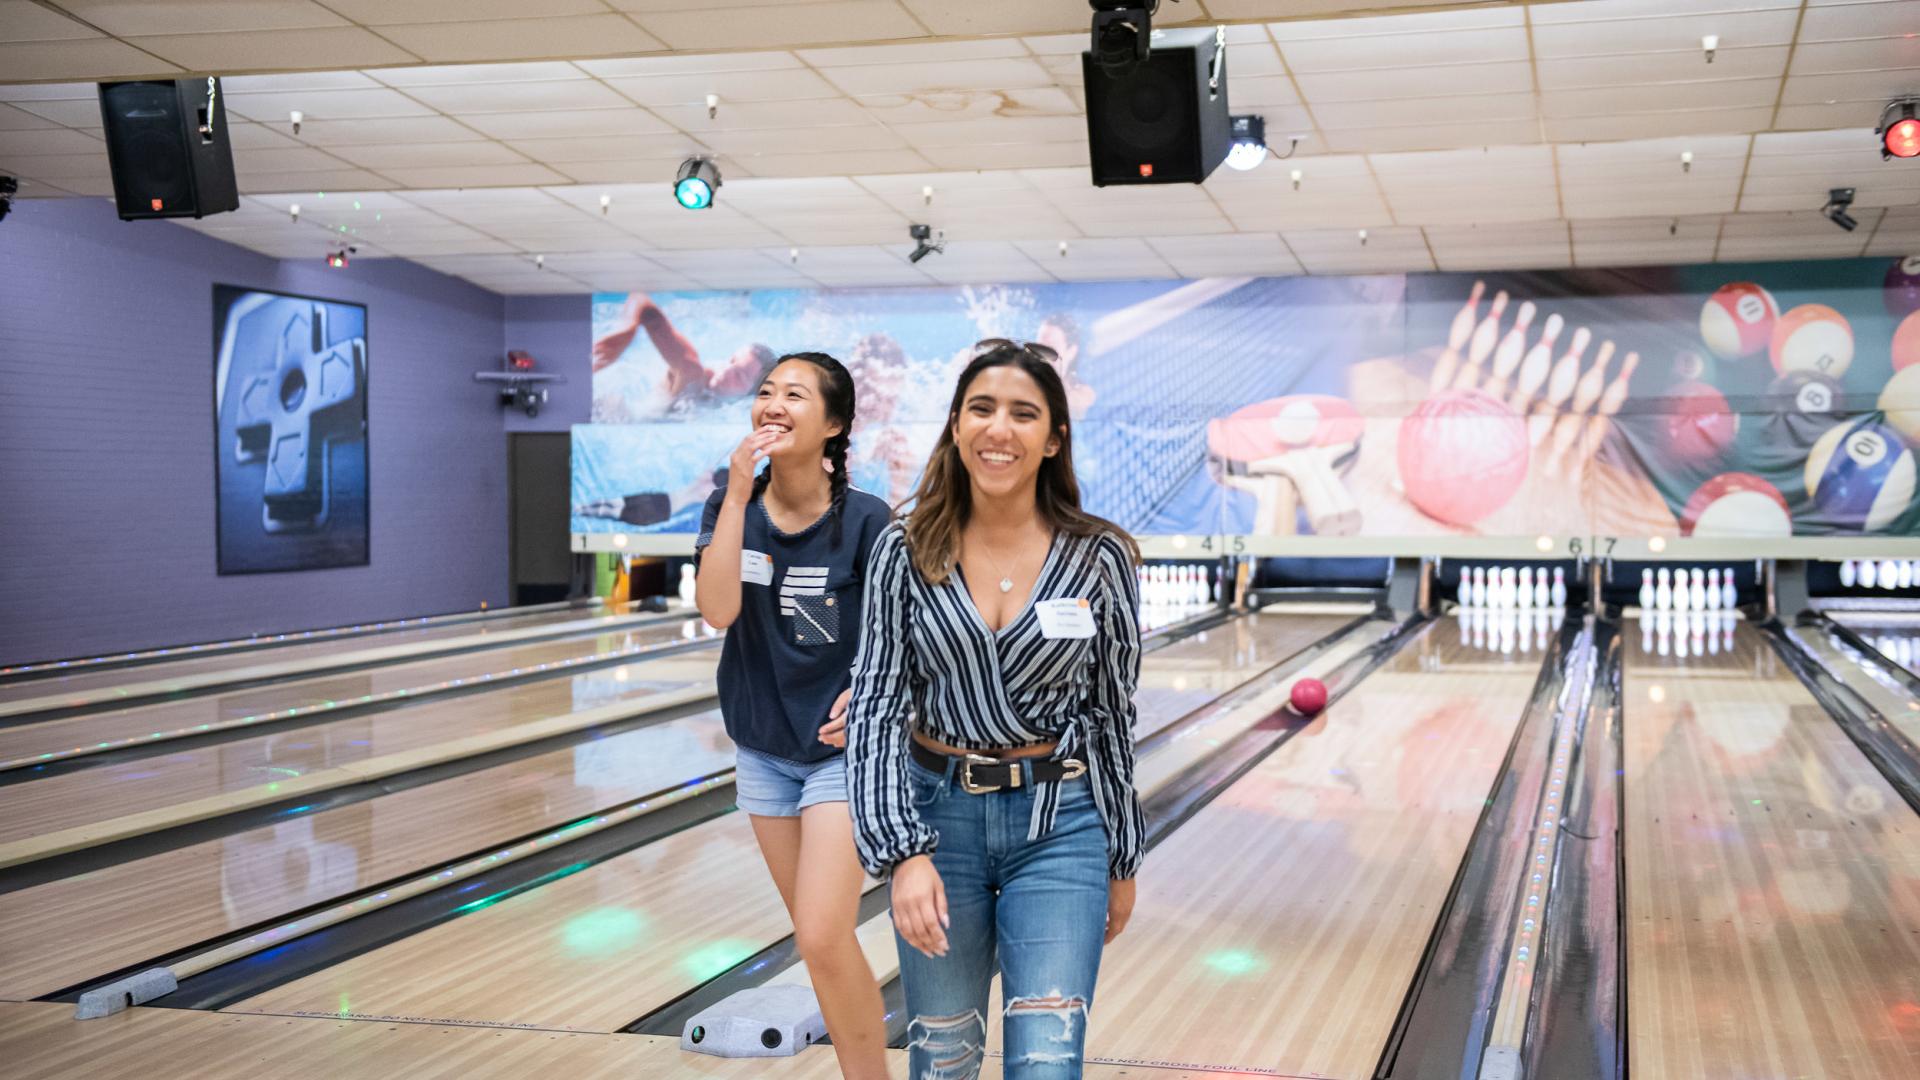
[[1398, 389, 1530, 527]]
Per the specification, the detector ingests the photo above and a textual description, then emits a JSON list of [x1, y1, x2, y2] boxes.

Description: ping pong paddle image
[[1208, 394, 1364, 536]]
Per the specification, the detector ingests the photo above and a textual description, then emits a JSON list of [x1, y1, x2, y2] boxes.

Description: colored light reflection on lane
[[1202, 949, 1267, 977], [683, 939, 759, 981], [561, 907, 647, 956]]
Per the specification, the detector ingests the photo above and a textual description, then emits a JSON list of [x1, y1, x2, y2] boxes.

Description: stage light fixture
[[1226, 115, 1267, 171], [1880, 99, 1920, 160], [0, 175, 14, 223], [1823, 187, 1857, 232], [1089, 0, 1154, 74], [907, 223, 944, 264], [326, 245, 355, 269], [674, 157, 721, 210]]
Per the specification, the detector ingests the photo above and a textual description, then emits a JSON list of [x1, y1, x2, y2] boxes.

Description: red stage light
[[1887, 116, 1920, 159]]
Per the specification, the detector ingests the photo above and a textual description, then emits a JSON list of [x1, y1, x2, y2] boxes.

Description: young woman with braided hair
[[693, 351, 892, 1079]]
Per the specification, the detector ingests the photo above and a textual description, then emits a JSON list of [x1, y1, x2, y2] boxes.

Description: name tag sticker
[[741, 550, 774, 587], [1035, 598, 1095, 639]]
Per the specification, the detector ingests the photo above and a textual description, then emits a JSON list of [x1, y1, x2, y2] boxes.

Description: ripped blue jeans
[[897, 755, 1110, 1079]]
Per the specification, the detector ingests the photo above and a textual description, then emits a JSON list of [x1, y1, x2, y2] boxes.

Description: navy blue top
[[696, 484, 892, 764]]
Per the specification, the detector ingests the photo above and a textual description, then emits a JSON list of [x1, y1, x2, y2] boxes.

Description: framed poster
[[213, 285, 369, 574]]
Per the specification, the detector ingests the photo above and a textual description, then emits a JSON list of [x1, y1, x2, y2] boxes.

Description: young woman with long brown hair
[[845, 341, 1145, 1079]]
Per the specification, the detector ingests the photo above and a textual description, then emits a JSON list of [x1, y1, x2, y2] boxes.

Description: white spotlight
[[1225, 114, 1268, 171]]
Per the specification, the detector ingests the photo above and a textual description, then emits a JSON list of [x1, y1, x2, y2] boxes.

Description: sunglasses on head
[[970, 338, 1060, 363]]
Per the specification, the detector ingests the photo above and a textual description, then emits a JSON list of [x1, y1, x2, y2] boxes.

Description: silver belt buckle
[[1060, 759, 1087, 781], [960, 752, 1005, 794]]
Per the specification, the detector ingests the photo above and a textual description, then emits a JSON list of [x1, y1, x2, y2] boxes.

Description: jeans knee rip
[[908, 1009, 985, 1080], [1005, 991, 1089, 1061]]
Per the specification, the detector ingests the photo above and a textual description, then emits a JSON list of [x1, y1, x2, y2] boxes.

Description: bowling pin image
[[1639, 568, 1655, 611], [1430, 280, 1486, 393], [1656, 567, 1672, 610]]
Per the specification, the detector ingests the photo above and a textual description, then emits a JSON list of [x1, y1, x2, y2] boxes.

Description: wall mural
[[573, 255, 1920, 541], [214, 286, 369, 573]]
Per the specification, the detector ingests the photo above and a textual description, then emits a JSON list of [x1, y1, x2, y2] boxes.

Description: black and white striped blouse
[[845, 520, 1145, 880]]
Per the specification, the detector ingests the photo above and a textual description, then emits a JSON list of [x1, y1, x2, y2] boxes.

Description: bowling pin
[[1552, 566, 1568, 609], [1528, 326, 1592, 448], [678, 563, 697, 606], [1577, 350, 1639, 466], [1508, 312, 1564, 414], [1535, 567, 1550, 608], [1430, 280, 1486, 393], [1902, 560, 1916, 589], [1723, 567, 1736, 608], [1518, 566, 1535, 610], [1502, 566, 1518, 608], [1862, 559, 1879, 589], [1639, 568, 1655, 612], [1706, 568, 1721, 610], [1546, 340, 1616, 472], [1453, 289, 1510, 392], [1839, 559, 1856, 587], [1469, 566, 1484, 607], [1883, 559, 1902, 590], [1481, 300, 1537, 398], [1656, 567, 1672, 610], [1690, 567, 1707, 611]]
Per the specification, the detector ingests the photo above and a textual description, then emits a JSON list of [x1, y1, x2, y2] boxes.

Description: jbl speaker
[[97, 77, 239, 221], [681, 985, 826, 1058], [1083, 26, 1230, 186]]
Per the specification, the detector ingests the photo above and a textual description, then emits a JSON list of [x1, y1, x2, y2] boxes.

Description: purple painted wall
[[502, 294, 590, 434], [0, 197, 513, 666]]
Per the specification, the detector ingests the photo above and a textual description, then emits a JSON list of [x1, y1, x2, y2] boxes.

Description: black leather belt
[[911, 739, 1087, 795]]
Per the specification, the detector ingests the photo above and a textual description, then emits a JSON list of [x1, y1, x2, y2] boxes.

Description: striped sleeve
[[1086, 533, 1146, 880], [845, 523, 939, 878]]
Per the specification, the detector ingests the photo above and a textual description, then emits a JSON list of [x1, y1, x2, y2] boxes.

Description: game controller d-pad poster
[[215, 286, 368, 575]]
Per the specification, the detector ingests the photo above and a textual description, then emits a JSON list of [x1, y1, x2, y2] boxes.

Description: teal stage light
[[674, 157, 721, 209]]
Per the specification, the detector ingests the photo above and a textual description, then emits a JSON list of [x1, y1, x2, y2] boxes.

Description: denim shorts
[[733, 746, 848, 817]]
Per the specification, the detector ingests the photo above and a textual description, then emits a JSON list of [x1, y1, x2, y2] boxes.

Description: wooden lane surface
[[0, 618, 711, 770], [1624, 620, 1920, 1080], [0, 709, 733, 1001], [0, 654, 720, 846], [1007, 617, 1542, 1077], [0, 606, 649, 709], [221, 615, 1332, 1033], [1134, 612, 1356, 741], [0, 1002, 1216, 1080]]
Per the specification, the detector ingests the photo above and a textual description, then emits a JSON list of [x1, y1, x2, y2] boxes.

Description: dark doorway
[[510, 432, 575, 605]]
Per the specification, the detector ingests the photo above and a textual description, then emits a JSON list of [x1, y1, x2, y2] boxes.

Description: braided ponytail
[[765, 351, 857, 547]]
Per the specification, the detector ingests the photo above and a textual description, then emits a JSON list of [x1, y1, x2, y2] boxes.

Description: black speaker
[[97, 77, 239, 221], [1083, 26, 1230, 186]]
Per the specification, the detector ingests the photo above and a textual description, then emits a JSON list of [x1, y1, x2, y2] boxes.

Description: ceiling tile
[[1147, 232, 1304, 278], [238, 167, 399, 192], [328, 141, 533, 169], [292, 116, 487, 145], [601, 68, 842, 108], [1279, 28, 1529, 74], [0, 1, 101, 42], [651, 98, 878, 132], [368, 62, 590, 87], [1424, 221, 1572, 271], [797, 39, 1028, 67], [1798, 0, 1920, 41], [1293, 61, 1532, 103], [0, 103, 59, 131], [724, 148, 934, 179], [0, 127, 102, 156], [1544, 106, 1776, 142], [1571, 215, 1721, 267], [1282, 225, 1433, 274], [323, 0, 609, 24], [635, 2, 926, 51], [919, 142, 1088, 171], [856, 87, 1080, 125], [8, 97, 104, 127], [226, 88, 438, 122], [897, 0, 1081, 37], [374, 15, 665, 63], [52, 0, 347, 35], [401, 79, 633, 114], [1531, 8, 1802, 58], [130, 28, 419, 71], [575, 51, 805, 78], [0, 39, 180, 81], [818, 58, 1054, 97], [507, 132, 703, 164], [373, 163, 573, 188], [462, 109, 676, 140], [1535, 46, 1790, 92]]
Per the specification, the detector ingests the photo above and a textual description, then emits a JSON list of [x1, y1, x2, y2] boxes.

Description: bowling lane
[[1134, 609, 1361, 741], [1054, 615, 1543, 1077], [0, 615, 708, 771], [0, 607, 674, 712], [1828, 611, 1920, 679], [0, 650, 720, 846], [1791, 617, 1920, 750], [0, 599, 620, 684], [220, 611, 1350, 1032], [0, 707, 735, 1001], [1623, 619, 1920, 1080]]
